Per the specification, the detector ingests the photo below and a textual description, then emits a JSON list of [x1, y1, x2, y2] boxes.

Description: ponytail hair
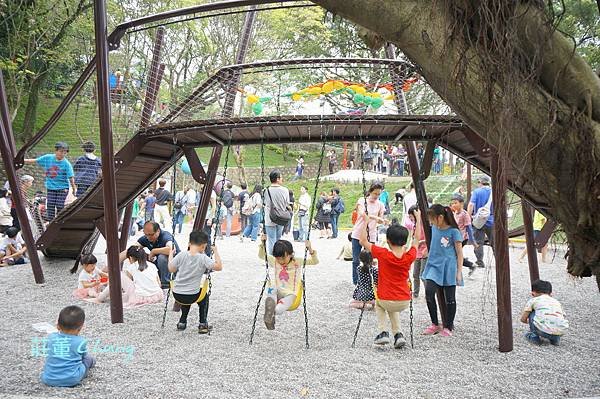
[[427, 204, 458, 229], [126, 246, 148, 272], [359, 250, 373, 273]]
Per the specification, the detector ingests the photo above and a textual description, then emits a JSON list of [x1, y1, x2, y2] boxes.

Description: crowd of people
[[39, 166, 568, 388]]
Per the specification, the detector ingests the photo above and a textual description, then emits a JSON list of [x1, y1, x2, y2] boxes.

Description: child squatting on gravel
[[259, 236, 318, 330], [169, 230, 222, 334], [358, 209, 420, 349], [41, 305, 96, 387], [520, 279, 569, 346]]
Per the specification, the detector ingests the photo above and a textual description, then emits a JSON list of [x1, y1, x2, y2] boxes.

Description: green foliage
[[554, 0, 600, 69]]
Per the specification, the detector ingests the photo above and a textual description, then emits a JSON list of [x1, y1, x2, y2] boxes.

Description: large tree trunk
[[312, 0, 600, 278], [20, 72, 48, 144]]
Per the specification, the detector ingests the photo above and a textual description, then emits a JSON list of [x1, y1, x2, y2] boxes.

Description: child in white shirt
[[0, 227, 28, 266], [520, 279, 568, 346], [72, 254, 107, 299]]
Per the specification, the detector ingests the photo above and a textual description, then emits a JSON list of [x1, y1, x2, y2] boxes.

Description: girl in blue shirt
[[421, 204, 463, 337]]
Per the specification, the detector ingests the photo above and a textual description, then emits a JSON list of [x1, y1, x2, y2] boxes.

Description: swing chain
[[299, 124, 330, 349], [203, 130, 232, 302], [351, 124, 372, 348], [249, 129, 270, 345], [212, 129, 233, 247]]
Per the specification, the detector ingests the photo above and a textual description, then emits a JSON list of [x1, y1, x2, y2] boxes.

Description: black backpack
[[222, 190, 234, 209]]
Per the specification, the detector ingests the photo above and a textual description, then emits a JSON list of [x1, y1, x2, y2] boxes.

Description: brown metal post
[[221, 5, 257, 117], [521, 202, 540, 283], [193, 146, 223, 230], [491, 152, 513, 352], [0, 76, 16, 156], [407, 143, 432, 244], [94, 0, 123, 323], [0, 71, 45, 284], [119, 28, 165, 249]]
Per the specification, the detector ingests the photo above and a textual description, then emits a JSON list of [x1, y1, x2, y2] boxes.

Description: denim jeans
[[172, 210, 185, 234], [154, 254, 171, 289], [397, 159, 404, 176], [298, 213, 309, 241], [528, 311, 560, 345], [330, 213, 339, 238], [46, 189, 68, 220], [243, 212, 260, 241], [351, 238, 363, 285], [265, 224, 284, 255]]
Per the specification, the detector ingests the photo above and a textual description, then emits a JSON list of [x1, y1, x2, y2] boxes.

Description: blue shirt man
[[467, 175, 495, 268], [24, 142, 77, 220]]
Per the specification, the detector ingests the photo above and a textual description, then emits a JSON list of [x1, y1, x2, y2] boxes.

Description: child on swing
[[72, 255, 108, 299], [168, 230, 222, 333], [358, 209, 421, 348], [259, 235, 318, 330]]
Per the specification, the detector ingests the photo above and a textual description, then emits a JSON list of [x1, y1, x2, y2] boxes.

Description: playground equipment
[[0, 0, 558, 352]]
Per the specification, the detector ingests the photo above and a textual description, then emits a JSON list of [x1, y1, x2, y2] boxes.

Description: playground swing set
[[0, 0, 559, 354]]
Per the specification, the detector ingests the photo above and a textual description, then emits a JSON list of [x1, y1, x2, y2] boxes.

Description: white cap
[[20, 175, 34, 182]]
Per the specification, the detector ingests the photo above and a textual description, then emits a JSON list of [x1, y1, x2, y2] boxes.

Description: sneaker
[[198, 323, 213, 334], [393, 332, 407, 349], [525, 332, 542, 345], [374, 331, 390, 345], [176, 322, 187, 331], [439, 328, 453, 337], [264, 297, 276, 330], [423, 324, 442, 335]]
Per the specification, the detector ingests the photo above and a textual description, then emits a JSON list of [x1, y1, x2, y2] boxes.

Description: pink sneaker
[[439, 328, 453, 337], [423, 324, 442, 335]]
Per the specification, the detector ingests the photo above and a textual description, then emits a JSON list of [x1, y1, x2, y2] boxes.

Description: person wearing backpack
[[467, 175, 495, 268], [264, 170, 291, 255], [329, 187, 344, 239], [172, 186, 191, 235], [315, 191, 333, 239], [221, 182, 235, 238], [238, 183, 249, 233]]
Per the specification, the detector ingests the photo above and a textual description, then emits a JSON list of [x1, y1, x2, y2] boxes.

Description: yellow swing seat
[[170, 278, 209, 306], [287, 281, 304, 311]]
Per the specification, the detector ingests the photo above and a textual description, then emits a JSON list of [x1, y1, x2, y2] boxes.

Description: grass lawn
[[283, 175, 526, 231]]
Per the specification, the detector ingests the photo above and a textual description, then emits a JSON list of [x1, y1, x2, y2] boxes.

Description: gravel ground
[[1, 226, 599, 399]]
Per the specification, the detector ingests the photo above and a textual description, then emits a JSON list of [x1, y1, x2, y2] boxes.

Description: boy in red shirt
[[359, 209, 422, 349]]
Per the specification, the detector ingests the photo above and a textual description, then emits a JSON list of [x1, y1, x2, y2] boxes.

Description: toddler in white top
[[520, 279, 568, 346], [73, 254, 107, 299]]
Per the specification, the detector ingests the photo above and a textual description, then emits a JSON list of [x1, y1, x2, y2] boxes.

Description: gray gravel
[[0, 228, 599, 399]]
